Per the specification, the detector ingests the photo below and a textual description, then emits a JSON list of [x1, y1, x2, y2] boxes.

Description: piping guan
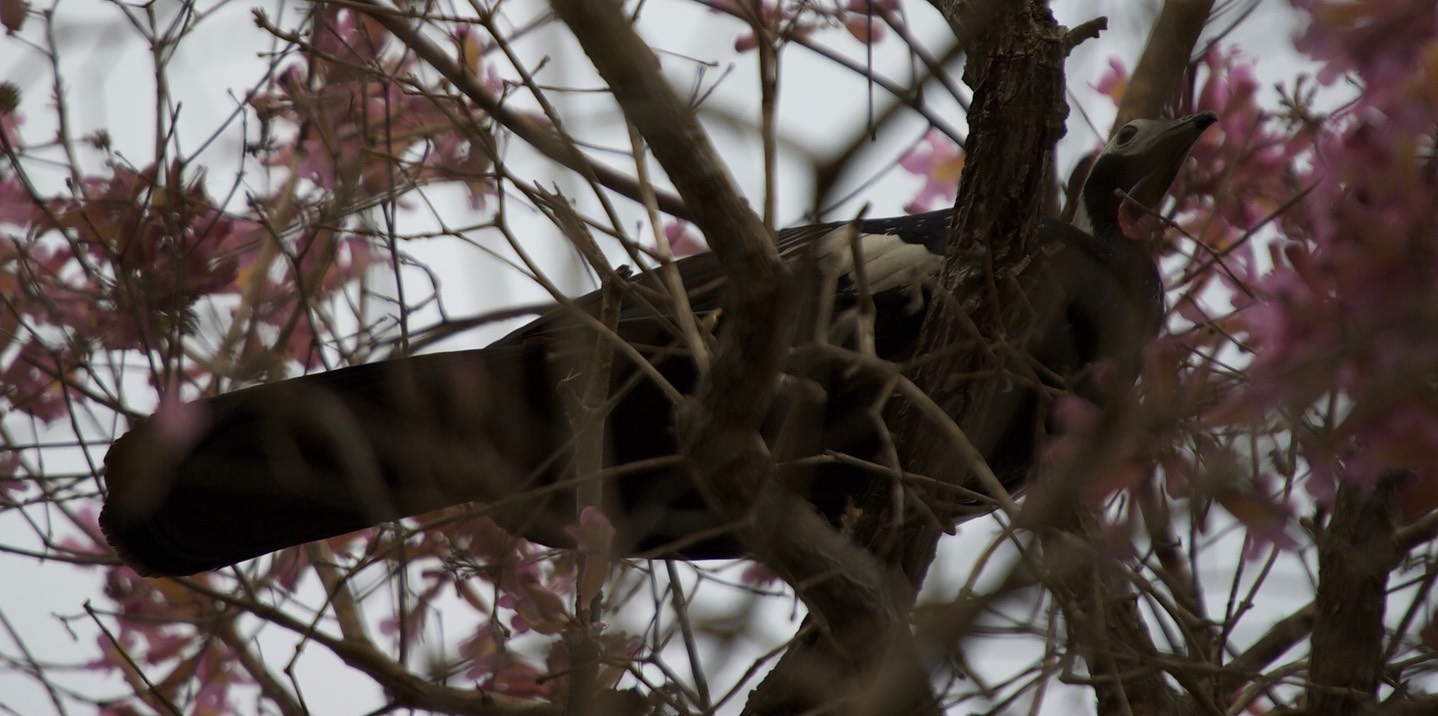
[[101, 113, 1216, 576]]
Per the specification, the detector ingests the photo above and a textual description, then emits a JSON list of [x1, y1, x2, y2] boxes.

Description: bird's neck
[[1072, 183, 1139, 244]]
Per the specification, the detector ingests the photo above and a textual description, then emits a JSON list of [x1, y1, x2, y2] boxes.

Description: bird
[[100, 113, 1216, 577]]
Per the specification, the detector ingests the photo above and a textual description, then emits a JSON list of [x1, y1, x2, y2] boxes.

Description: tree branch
[[544, 3, 921, 713], [875, 0, 1067, 590], [1308, 478, 1398, 716], [341, 0, 690, 219], [751, 0, 1067, 711], [1115, 0, 1216, 127]]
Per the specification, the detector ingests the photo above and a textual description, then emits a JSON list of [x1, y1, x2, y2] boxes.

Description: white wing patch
[[819, 229, 943, 293]]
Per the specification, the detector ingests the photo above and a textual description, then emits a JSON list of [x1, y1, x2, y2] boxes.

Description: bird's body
[[101, 113, 1215, 576]]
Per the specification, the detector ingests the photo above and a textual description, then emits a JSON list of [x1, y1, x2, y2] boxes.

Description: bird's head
[[1073, 112, 1218, 241]]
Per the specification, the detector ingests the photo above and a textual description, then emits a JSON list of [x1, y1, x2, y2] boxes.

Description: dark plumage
[[101, 113, 1215, 576]]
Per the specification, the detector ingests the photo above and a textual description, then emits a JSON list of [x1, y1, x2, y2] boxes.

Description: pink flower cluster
[[1058, 45, 1324, 546], [252, 11, 498, 207], [898, 129, 964, 214], [0, 7, 522, 423], [0, 153, 394, 422], [375, 510, 634, 697], [1099, 1, 1438, 535], [1231, 0, 1438, 501]]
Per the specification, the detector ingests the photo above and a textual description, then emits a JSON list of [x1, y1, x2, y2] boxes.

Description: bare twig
[[340, 0, 691, 219]]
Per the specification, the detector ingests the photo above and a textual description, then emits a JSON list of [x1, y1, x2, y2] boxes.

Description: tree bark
[[867, 0, 1068, 592], [1308, 478, 1397, 716], [745, 1, 1068, 712]]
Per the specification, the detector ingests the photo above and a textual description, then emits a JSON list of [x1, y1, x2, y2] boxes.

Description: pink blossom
[[58, 506, 109, 557], [841, 1, 899, 46], [1093, 57, 1128, 105], [565, 506, 615, 604], [1292, 0, 1438, 90], [0, 450, 23, 506], [498, 576, 572, 635], [663, 219, 707, 257], [0, 342, 76, 422], [487, 662, 549, 697], [148, 394, 211, 457], [843, 15, 884, 44], [898, 129, 964, 213], [0, 176, 31, 225], [312, 8, 388, 69], [1199, 4, 1438, 504], [741, 561, 781, 586], [565, 506, 615, 557], [458, 626, 508, 681], [0, 104, 20, 147]]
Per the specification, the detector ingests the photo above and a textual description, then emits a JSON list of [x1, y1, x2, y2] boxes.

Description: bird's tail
[[100, 346, 581, 576]]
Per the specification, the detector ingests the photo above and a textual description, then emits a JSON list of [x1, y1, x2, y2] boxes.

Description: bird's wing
[[496, 210, 954, 357]]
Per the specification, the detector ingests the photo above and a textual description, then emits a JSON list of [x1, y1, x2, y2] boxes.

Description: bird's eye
[[1116, 125, 1139, 145]]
